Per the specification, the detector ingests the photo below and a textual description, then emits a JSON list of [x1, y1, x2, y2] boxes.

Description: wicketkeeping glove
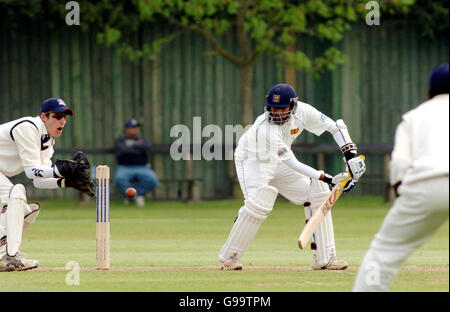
[[63, 175, 95, 197], [56, 151, 95, 197], [72, 151, 91, 166], [54, 151, 92, 178], [53, 160, 89, 179]]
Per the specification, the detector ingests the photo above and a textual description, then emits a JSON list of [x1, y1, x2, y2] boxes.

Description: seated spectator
[[114, 119, 159, 206]]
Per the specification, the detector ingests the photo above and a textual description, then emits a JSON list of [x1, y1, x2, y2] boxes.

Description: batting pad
[[219, 185, 278, 263], [23, 203, 40, 231], [308, 180, 337, 266], [6, 184, 27, 256]]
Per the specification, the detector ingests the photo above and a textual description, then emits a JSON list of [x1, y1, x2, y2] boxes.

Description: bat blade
[[298, 181, 345, 249], [298, 155, 365, 249]]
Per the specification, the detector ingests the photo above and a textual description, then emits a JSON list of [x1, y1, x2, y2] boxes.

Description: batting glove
[[320, 171, 356, 192]]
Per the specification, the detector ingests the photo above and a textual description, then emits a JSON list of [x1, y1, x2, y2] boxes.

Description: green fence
[[1, 19, 448, 199]]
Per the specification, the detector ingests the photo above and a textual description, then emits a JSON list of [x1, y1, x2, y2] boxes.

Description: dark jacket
[[114, 136, 151, 165]]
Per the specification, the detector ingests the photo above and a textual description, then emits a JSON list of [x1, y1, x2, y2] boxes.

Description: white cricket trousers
[[353, 175, 449, 291], [222, 158, 337, 266], [235, 158, 311, 204]]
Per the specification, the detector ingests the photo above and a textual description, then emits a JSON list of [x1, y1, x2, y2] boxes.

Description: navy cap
[[40, 98, 74, 116], [429, 64, 449, 96], [125, 119, 141, 128], [265, 84, 298, 108]]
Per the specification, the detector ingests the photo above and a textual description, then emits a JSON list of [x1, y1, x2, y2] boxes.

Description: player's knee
[[9, 184, 27, 201], [310, 179, 331, 194], [242, 185, 278, 220], [307, 180, 331, 209]]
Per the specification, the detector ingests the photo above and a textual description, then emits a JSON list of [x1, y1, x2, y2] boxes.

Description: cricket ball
[[126, 187, 137, 198]]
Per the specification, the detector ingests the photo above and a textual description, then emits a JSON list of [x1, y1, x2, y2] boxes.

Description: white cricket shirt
[[390, 94, 449, 185], [235, 101, 334, 162], [0, 116, 54, 177]]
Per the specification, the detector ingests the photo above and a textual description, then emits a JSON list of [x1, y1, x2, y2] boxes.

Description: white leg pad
[[219, 185, 278, 262], [6, 184, 27, 256], [23, 203, 40, 231], [308, 180, 337, 266]]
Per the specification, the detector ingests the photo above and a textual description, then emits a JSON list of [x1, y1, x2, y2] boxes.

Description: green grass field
[[1, 196, 448, 292]]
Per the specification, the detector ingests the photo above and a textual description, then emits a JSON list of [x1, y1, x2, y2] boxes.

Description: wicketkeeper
[[0, 98, 95, 272], [219, 83, 366, 270]]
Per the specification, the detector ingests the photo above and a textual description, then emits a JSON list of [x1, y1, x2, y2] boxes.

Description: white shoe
[[123, 198, 130, 206], [135, 196, 145, 207], [0, 253, 39, 272], [312, 255, 348, 270], [220, 259, 243, 271]]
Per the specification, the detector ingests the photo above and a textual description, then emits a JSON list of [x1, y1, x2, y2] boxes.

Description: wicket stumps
[[96, 165, 110, 270]]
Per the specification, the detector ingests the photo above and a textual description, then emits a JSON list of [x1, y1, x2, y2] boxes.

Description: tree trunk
[[284, 42, 297, 87], [239, 64, 254, 127], [227, 64, 254, 201]]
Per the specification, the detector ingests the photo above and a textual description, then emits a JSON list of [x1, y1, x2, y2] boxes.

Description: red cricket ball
[[126, 187, 137, 198]]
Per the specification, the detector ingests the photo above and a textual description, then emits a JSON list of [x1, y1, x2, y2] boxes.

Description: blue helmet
[[264, 83, 298, 124]]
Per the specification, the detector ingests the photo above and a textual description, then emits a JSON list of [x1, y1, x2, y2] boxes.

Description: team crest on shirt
[[291, 128, 299, 135], [272, 94, 280, 103]]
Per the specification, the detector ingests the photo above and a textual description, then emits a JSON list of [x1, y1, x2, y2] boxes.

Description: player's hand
[[342, 177, 356, 192], [54, 151, 92, 179], [345, 155, 366, 181], [54, 159, 89, 178], [320, 172, 356, 192]]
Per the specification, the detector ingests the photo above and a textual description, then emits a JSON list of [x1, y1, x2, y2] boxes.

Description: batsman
[[0, 98, 95, 272], [219, 84, 366, 270]]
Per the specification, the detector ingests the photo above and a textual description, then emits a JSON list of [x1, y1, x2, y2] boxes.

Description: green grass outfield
[[1, 196, 448, 292]]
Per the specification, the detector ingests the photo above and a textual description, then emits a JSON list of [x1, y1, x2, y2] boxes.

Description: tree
[[0, 0, 425, 125], [94, 0, 415, 125]]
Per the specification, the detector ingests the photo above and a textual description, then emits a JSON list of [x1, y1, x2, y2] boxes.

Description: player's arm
[[326, 119, 366, 181], [282, 155, 356, 192], [135, 138, 151, 151], [23, 160, 86, 180], [24, 152, 95, 196], [389, 120, 411, 196], [297, 104, 366, 180], [282, 155, 321, 179]]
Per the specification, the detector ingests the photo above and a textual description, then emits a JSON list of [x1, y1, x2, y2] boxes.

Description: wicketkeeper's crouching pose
[[219, 84, 366, 270], [0, 98, 95, 272]]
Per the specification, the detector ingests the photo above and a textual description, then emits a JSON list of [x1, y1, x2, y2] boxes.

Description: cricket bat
[[298, 155, 365, 249]]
